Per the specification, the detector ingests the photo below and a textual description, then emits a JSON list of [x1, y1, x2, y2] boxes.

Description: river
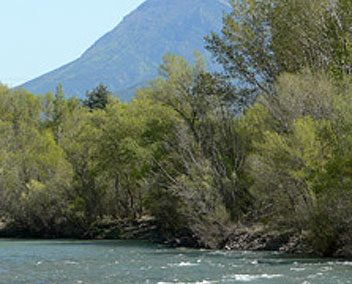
[[0, 240, 351, 283]]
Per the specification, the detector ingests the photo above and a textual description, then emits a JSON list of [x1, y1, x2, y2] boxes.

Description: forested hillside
[[1, 0, 352, 257]]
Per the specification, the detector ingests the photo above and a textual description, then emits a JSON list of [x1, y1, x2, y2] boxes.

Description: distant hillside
[[21, 0, 229, 100]]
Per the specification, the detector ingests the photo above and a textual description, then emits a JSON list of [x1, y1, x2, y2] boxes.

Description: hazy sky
[[0, 0, 145, 87]]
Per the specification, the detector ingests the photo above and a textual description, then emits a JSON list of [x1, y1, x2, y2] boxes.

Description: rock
[[86, 217, 161, 241], [333, 245, 352, 258], [224, 225, 297, 252]]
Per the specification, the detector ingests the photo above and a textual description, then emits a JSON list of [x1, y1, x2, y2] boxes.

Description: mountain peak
[[21, 0, 228, 100]]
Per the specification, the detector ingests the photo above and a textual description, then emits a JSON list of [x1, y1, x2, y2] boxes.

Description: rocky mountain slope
[[21, 0, 229, 100]]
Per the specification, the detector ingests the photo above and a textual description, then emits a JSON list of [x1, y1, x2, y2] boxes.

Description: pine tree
[[83, 84, 111, 110], [53, 84, 66, 144]]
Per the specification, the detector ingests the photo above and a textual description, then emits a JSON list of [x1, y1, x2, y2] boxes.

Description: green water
[[0, 240, 351, 283]]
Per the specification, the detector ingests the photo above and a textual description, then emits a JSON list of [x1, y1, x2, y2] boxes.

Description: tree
[[240, 72, 352, 255], [52, 84, 66, 144], [0, 86, 73, 235], [83, 84, 111, 110], [205, 0, 352, 100], [270, 0, 352, 79], [205, 0, 277, 97], [139, 55, 252, 246]]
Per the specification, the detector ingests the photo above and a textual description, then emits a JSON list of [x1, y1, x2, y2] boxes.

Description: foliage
[[243, 73, 352, 255], [1, 0, 352, 255], [206, 0, 352, 98], [82, 84, 112, 110]]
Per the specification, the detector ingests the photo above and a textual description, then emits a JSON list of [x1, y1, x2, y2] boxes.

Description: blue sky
[[0, 0, 145, 87]]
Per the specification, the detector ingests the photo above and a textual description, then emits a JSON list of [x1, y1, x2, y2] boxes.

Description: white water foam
[[158, 281, 218, 284], [168, 261, 200, 267], [334, 261, 352, 266], [223, 274, 283, 282], [64, 260, 78, 265], [290, 267, 306, 271]]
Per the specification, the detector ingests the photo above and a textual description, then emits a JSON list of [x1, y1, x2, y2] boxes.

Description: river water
[[0, 240, 351, 283]]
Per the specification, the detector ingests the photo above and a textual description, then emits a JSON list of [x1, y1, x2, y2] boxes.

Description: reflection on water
[[0, 240, 351, 283]]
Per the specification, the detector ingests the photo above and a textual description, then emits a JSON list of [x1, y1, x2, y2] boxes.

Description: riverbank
[[1, 218, 351, 259], [224, 225, 352, 259], [223, 225, 305, 254]]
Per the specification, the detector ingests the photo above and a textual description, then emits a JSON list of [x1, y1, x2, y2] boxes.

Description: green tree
[[52, 84, 67, 144], [83, 84, 112, 110], [240, 72, 352, 255], [138, 55, 252, 246], [206, 0, 352, 98], [0, 86, 73, 235]]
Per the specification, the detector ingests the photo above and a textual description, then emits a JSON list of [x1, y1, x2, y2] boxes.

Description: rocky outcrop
[[85, 217, 161, 241], [223, 225, 308, 254]]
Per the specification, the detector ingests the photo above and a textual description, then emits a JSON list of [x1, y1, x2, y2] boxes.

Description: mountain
[[21, 0, 229, 100]]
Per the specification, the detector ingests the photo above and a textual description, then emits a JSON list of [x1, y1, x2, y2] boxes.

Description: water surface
[[0, 239, 351, 283]]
